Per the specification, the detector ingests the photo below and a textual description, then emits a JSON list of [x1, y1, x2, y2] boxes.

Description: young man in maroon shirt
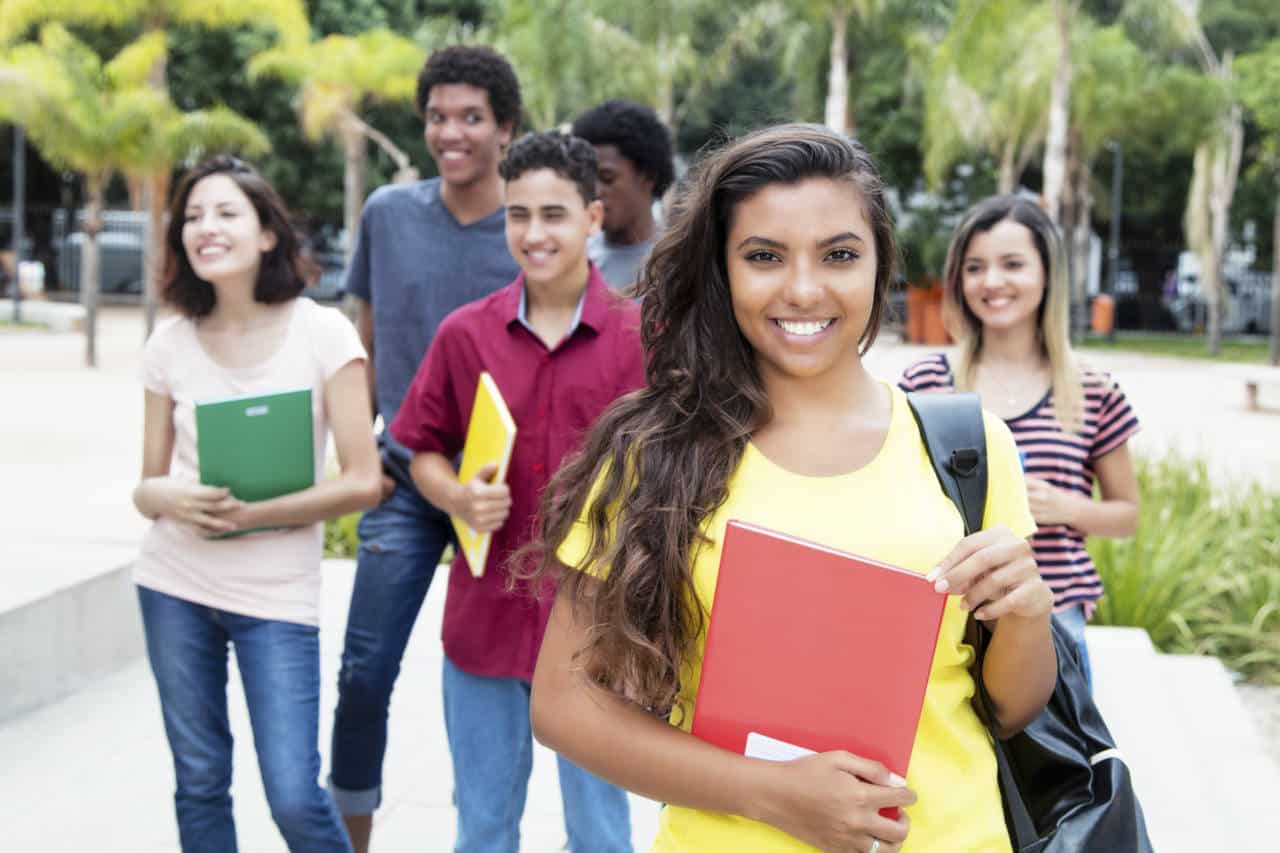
[[390, 132, 641, 852]]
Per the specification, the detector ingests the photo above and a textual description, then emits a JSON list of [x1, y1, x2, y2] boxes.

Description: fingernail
[[926, 566, 941, 582], [975, 609, 987, 620], [889, 773, 907, 787], [934, 578, 949, 593], [957, 598, 968, 610]]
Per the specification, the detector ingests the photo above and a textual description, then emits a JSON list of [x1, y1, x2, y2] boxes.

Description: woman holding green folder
[[525, 126, 1058, 852], [131, 156, 381, 852]]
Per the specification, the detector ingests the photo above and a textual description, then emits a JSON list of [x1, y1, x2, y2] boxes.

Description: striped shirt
[[899, 353, 1140, 615]]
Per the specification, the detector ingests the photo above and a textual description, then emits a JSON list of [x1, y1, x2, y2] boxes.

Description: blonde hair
[[941, 195, 1083, 431]]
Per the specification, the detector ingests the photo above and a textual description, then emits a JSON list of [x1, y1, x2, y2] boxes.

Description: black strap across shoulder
[[905, 390, 1044, 849], [905, 392, 988, 536]]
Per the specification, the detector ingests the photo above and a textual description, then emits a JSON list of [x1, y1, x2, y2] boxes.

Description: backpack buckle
[[949, 448, 980, 477]]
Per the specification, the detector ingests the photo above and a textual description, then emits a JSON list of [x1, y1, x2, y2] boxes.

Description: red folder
[[690, 520, 946, 806]]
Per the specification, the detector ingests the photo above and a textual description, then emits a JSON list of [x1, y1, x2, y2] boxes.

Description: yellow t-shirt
[[560, 385, 1036, 852]]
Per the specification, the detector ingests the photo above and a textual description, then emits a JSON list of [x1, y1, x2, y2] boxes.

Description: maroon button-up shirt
[[390, 266, 645, 681]]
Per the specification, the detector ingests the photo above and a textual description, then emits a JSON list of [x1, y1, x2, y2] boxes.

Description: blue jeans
[[329, 482, 452, 814], [137, 586, 351, 853], [442, 657, 633, 853], [1057, 604, 1093, 687]]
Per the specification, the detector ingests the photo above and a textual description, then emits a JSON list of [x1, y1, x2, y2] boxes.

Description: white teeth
[[776, 319, 833, 336], [985, 296, 1014, 307], [198, 247, 226, 257]]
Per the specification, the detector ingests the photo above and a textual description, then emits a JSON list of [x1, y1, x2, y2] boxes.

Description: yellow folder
[[453, 372, 517, 578]]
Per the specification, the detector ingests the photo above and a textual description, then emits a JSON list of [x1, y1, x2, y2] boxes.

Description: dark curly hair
[[163, 155, 316, 319], [526, 124, 897, 717], [415, 45, 522, 130], [499, 132, 598, 203], [571, 100, 675, 198]]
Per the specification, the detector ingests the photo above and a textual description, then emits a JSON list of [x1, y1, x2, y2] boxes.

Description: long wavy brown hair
[[526, 124, 898, 716]]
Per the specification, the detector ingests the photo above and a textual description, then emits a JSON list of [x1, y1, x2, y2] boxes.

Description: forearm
[[244, 471, 381, 528], [409, 451, 463, 514], [1064, 494, 1138, 538], [533, 678, 779, 820], [981, 612, 1056, 736]]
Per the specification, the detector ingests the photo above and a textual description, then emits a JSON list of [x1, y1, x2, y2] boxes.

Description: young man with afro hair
[[571, 99, 676, 290], [328, 45, 524, 853]]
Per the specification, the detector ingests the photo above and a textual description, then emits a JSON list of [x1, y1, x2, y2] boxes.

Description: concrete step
[[1, 297, 85, 331], [0, 560, 662, 852], [1088, 626, 1280, 852], [0, 559, 143, 724]]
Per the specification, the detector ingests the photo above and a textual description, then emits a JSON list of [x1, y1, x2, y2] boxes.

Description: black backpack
[[905, 392, 1154, 853]]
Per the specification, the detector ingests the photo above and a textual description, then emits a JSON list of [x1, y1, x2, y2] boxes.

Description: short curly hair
[[163, 155, 316, 319], [499, 132, 599, 204], [571, 100, 675, 198], [415, 46, 522, 130]]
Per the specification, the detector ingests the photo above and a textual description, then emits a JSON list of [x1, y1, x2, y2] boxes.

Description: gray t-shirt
[[587, 233, 656, 291], [345, 178, 519, 444]]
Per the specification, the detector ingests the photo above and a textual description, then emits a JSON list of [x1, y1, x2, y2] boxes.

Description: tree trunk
[[998, 141, 1017, 194], [824, 11, 849, 133], [1204, 60, 1244, 357], [655, 27, 675, 127], [1270, 193, 1279, 366], [341, 119, 368, 269], [82, 176, 105, 369], [143, 28, 169, 340], [143, 172, 169, 338], [1042, 0, 1072, 224]]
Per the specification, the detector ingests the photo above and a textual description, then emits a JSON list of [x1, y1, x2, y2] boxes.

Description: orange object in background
[[1091, 294, 1116, 335], [906, 283, 951, 344]]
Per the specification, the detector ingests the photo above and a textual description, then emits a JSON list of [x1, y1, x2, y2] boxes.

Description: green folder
[[196, 388, 315, 535]]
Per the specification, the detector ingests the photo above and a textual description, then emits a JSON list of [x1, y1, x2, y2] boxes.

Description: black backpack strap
[[907, 392, 1044, 850], [905, 391, 988, 536]]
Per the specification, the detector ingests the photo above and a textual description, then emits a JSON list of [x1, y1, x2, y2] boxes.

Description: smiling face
[[505, 167, 603, 291], [726, 177, 878, 387], [424, 83, 513, 191], [960, 218, 1047, 335], [594, 144, 654, 238], [181, 174, 276, 286]]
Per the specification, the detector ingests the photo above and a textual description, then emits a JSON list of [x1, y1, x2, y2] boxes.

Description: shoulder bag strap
[[906, 391, 1042, 850]]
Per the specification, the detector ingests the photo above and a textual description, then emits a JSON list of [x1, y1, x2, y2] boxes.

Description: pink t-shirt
[[134, 297, 366, 626]]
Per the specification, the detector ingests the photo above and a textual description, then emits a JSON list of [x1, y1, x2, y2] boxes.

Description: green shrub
[[323, 512, 456, 565], [324, 513, 361, 559], [1089, 453, 1280, 684]]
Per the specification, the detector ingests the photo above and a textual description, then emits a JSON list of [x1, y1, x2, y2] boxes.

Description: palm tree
[[792, 0, 883, 134], [1236, 42, 1280, 365], [1124, 0, 1243, 356], [248, 30, 424, 266], [1, 25, 269, 366], [0, 0, 308, 336], [920, 0, 1056, 193], [1041, 0, 1081, 226], [1, 26, 173, 367]]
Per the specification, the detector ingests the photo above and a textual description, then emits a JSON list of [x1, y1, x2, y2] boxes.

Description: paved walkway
[[0, 558, 664, 852]]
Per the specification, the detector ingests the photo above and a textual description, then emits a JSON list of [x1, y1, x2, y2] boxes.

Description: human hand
[[138, 477, 245, 537], [1024, 476, 1077, 527], [455, 462, 511, 533], [927, 526, 1052, 622], [755, 751, 913, 852]]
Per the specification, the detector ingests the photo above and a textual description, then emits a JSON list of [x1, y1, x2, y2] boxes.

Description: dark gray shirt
[[587, 233, 656, 291], [345, 178, 519, 447]]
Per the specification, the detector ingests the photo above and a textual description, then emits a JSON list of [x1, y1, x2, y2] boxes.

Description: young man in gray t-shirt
[[329, 46, 522, 853], [572, 100, 676, 291]]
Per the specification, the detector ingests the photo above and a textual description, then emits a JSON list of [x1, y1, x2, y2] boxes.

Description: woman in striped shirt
[[899, 195, 1140, 684]]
